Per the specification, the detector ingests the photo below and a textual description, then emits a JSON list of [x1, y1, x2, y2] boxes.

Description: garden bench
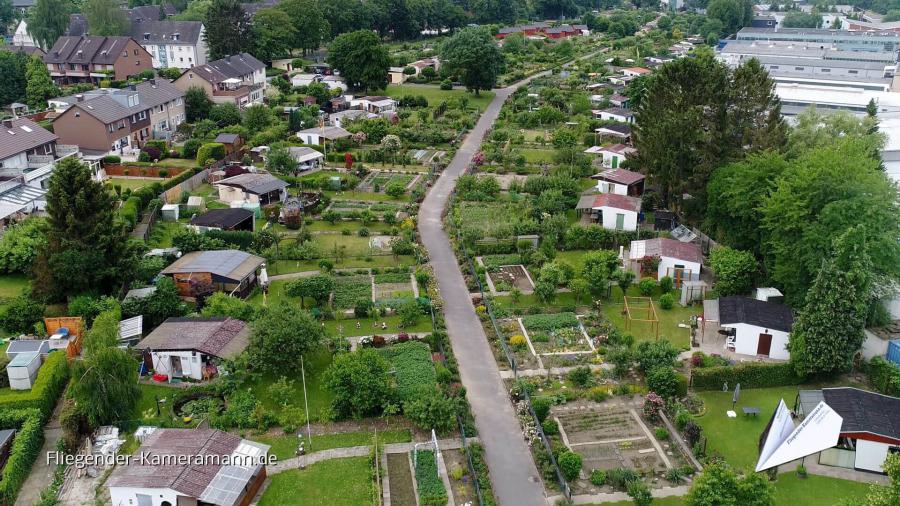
[[742, 407, 760, 417]]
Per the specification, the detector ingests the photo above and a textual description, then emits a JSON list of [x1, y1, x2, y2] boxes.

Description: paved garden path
[[267, 437, 470, 475], [14, 402, 63, 506]]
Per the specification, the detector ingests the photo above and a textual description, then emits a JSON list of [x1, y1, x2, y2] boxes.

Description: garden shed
[[135, 317, 250, 381], [628, 237, 702, 287], [718, 296, 794, 360], [189, 208, 255, 232], [7, 351, 41, 390], [160, 249, 265, 298], [5, 339, 48, 360]]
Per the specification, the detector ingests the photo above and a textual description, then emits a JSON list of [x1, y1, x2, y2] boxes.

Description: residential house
[[296, 126, 351, 146], [188, 208, 255, 232], [107, 428, 269, 506], [595, 123, 632, 141], [629, 237, 703, 286], [0, 38, 45, 59], [173, 53, 266, 108], [160, 249, 265, 298], [590, 167, 645, 196], [589, 144, 637, 169], [622, 67, 651, 78], [609, 94, 629, 108], [135, 317, 250, 380], [51, 79, 185, 152], [595, 107, 634, 123], [43, 36, 153, 85], [350, 96, 398, 115], [11, 0, 33, 15], [576, 193, 641, 231], [214, 172, 288, 205], [795, 387, 900, 473], [717, 296, 794, 360], [288, 146, 325, 171], [0, 118, 59, 173]]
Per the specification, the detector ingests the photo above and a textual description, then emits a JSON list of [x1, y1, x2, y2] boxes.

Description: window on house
[[849, 70, 859, 74], [795, 67, 805, 71], [133, 49, 138, 55], [108, 124, 114, 133], [821, 68, 831, 72]]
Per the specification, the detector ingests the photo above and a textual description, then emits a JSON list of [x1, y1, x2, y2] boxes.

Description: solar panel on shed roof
[[198, 465, 255, 505]]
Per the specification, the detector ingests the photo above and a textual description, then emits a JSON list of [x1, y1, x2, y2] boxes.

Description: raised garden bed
[[487, 264, 534, 293], [387, 452, 417, 506], [520, 313, 593, 355]]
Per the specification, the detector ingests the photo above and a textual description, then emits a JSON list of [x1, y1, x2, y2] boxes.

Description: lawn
[[264, 254, 415, 275], [305, 220, 393, 234], [315, 234, 385, 258], [246, 349, 334, 417], [0, 274, 30, 299], [259, 457, 373, 506], [385, 84, 495, 110], [147, 221, 184, 248], [325, 190, 407, 202], [696, 386, 801, 470], [255, 429, 411, 460], [106, 177, 160, 191], [323, 313, 433, 337], [520, 147, 555, 164]]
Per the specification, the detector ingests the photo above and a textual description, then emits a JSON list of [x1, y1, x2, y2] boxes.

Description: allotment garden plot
[[373, 271, 416, 301], [481, 254, 535, 294], [520, 313, 594, 356]]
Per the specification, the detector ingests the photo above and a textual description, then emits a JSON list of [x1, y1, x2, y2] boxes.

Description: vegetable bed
[[378, 341, 436, 402], [332, 276, 373, 308], [412, 449, 448, 506]]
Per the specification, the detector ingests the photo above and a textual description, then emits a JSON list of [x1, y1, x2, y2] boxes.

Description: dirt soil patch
[[387, 452, 417, 506]]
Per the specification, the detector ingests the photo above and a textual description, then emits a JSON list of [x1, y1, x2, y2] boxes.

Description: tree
[[24, 56, 59, 110], [581, 250, 620, 297], [328, 30, 390, 92], [860, 453, 900, 506], [33, 158, 142, 300], [647, 365, 679, 399], [324, 349, 394, 418], [782, 11, 822, 28], [0, 0, 12, 30], [84, 0, 128, 35], [322, 0, 370, 38], [728, 58, 788, 153], [120, 277, 188, 328], [569, 278, 588, 304], [184, 87, 212, 122], [68, 295, 118, 327], [285, 275, 334, 308], [708, 246, 756, 296], [685, 462, 774, 506], [251, 8, 296, 62], [70, 308, 141, 426], [635, 340, 679, 373], [788, 108, 884, 162], [249, 304, 325, 373], [266, 146, 299, 175], [789, 228, 872, 376], [203, 0, 252, 60], [397, 299, 422, 327], [472, 0, 518, 23], [0, 295, 45, 334], [27, 0, 71, 49], [0, 50, 27, 107], [0, 217, 46, 274], [761, 139, 898, 303], [440, 27, 505, 95], [617, 270, 635, 295], [706, 0, 752, 36], [242, 104, 272, 133], [200, 292, 257, 320], [209, 102, 241, 126], [279, 0, 329, 55]]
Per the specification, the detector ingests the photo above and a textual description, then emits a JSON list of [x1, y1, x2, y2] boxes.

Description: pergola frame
[[623, 296, 659, 338]]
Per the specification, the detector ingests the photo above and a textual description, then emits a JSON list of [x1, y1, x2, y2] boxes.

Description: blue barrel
[[888, 340, 900, 366]]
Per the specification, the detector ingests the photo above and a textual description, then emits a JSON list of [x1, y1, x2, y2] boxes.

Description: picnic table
[[742, 407, 760, 417]]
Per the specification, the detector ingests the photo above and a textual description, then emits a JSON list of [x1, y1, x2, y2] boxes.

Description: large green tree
[[27, 0, 72, 49], [706, 0, 752, 35], [184, 86, 212, 122], [789, 227, 873, 376], [322, 0, 371, 38], [203, 0, 252, 60], [0, 50, 28, 106], [788, 108, 885, 161], [328, 30, 390, 92], [323, 349, 395, 419], [84, 0, 128, 35], [250, 8, 296, 62], [249, 304, 325, 373], [685, 462, 774, 506], [440, 27, 505, 95], [472, 0, 519, 23], [632, 50, 785, 213], [25, 56, 59, 110], [32, 158, 142, 300], [278, 0, 329, 55], [0, 217, 46, 274]]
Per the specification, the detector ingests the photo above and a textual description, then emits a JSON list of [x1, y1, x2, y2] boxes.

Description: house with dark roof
[[214, 172, 288, 205], [173, 53, 266, 108], [0, 44, 45, 59], [107, 428, 269, 505], [160, 249, 265, 298], [50, 79, 185, 152], [796, 387, 900, 474], [135, 317, 250, 380], [65, 7, 207, 70], [43, 35, 153, 84], [189, 208, 255, 232], [629, 237, 703, 287], [595, 123, 632, 141], [214, 132, 243, 154], [590, 167, 645, 196], [716, 296, 794, 360], [595, 107, 635, 123], [0, 118, 58, 172]]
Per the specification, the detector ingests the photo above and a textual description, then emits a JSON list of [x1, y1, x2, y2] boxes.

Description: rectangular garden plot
[[373, 272, 415, 301], [387, 452, 417, 506], [519, 313, 593, 355], [333, 275, 373, 308], [486, 264, 534, 293]]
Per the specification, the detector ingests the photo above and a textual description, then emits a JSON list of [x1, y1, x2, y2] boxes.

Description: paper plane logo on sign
[[755, 399, 843, 472]]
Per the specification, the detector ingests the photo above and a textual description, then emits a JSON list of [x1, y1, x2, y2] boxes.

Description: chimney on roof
[[128, 84, 136, 91], [149, 78, 156, 86], [1, 119, 12, 129], [75, 94, 84, 102]]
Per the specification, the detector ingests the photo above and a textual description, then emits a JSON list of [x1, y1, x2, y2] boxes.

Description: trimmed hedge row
[[691, 361, 804, 391], [118, 166, 203, 230], [0, 352, 69, 421], [0, 408, 44, 506], [869, 357, 900, 397]]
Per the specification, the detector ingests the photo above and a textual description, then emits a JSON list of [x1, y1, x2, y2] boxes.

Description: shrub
[[635, 340, 679, 373], [141, 146, 162, 161], [557, 450, 582, 481], [638, 278, 657, 296], [647, 366, 679, 399], [868, 357, 900, 397], [708, 246, 757, 296], [440, 79, 452, 90], [665, 467, 684, 483], [0, 408, 43, 505], [531, 396, 552, 423], [0, 352, 69, 421], [659, 275, 674, 293], [588, 386, 609, 403], [655, 427, 669, 440], [674, 409, 694, 431], [642, 392, 664, 421], [541, 418, 559, 435], [567, 366, 593, 388], [102, 155, 121, 164], [182, 139, 202, 158], [627, 481, 652, 506], [0, 296, 45, 334], [607, 467, 639, 490], [659, 293, 675, 310], [509, 334, 527, 349], [196, 142, 226, 165], [589, 469, 606, 486], [691, 362, 804, 390], [684, 421, 703, 448]]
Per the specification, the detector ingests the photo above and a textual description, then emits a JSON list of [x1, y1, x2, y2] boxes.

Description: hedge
[[412, 449, 448, 506], [196, 142, 226, 166], [0, 351, 70, 421], [691, 361, 804, 391], [117, 166, 203, 231], [868, 357, 900, 397], [0, 408, 43, 506]]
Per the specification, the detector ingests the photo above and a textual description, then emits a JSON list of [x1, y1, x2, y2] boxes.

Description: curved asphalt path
[[418, 80, 547, 506]]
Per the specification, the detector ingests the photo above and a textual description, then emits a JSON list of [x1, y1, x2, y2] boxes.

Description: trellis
[[623, 296, 659, 339]]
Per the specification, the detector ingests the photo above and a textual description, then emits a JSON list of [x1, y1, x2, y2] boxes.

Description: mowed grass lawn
[[106, 177, 160, 191], [385, 84, 495, 110], [256, 429, 411, 460], [246, 349, 333, 415], [0, 274, 29, 298], [260, 457, 373, 506], [264, 254, 415, 276]]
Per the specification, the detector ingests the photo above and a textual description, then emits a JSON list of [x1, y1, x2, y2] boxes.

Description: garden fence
[[445, 185, 572, 501]]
